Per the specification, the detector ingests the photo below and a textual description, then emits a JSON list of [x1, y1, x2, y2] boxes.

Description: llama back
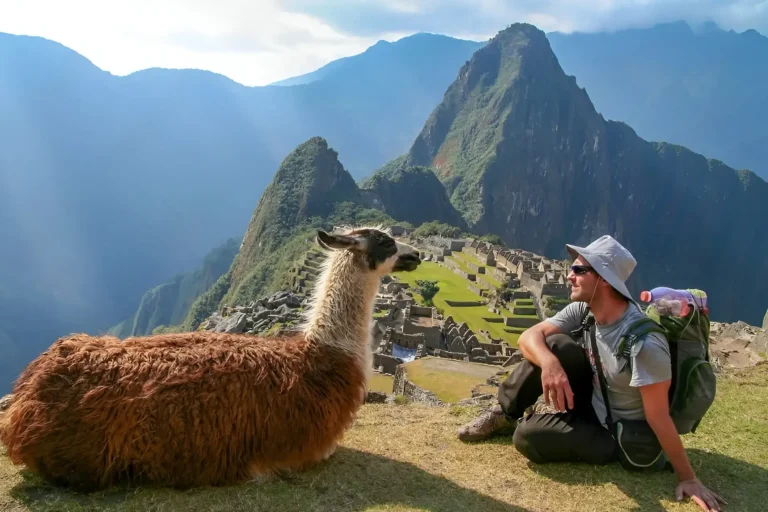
[[1, 331, 368, 489]]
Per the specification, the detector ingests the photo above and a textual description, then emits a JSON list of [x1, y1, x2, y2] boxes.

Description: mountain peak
[[258, 135, 360, 222], [405, 21, 594, 224], [228, 137, 361, 289]]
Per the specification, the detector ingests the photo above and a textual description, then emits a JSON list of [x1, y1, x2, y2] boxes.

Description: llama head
[[316, 227, 420, 276]]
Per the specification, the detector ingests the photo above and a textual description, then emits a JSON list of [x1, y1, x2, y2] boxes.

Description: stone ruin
[[709, 320, 768, 370], [402, 305, 442, 349], [419, 235, 466, 259], [377, 328, 426, 359], [200, 290, 306, 336], [374, 280, 416, 312], [438, 316, 517, 365]]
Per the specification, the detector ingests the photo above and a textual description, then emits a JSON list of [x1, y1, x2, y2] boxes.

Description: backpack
[[579, 291, 717, 436]]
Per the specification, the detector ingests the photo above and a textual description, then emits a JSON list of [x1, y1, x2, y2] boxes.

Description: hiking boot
[[457, 404, 518, 442]]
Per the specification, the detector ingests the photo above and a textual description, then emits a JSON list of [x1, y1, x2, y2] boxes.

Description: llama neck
[[303, 251, 379, 357]]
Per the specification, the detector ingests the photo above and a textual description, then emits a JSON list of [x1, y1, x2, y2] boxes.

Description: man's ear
[[316, 230, 364, 250]]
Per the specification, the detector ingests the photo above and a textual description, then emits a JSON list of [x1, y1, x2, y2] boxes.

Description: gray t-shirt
[[545, 301, 671, 427]]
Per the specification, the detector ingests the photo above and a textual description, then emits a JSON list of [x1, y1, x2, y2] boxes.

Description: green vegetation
[[150, 325, 184, 335], [545, 296, 571, 307], [405, 27, 534, 223], [450, 250, 502, 288], [359, 161, 467, 228], [415, 280, 440, 307], [394, 262, 519, 345], [182, 271, 233, 331], [505, 298, 539, 319], [411, 220, 466, 239], [3, 365, 766, 511], [393, 395, 409, 406], [479, 234, 503, 245]]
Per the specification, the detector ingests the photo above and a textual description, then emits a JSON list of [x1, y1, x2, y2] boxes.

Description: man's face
[[567, 255, 600, 302]]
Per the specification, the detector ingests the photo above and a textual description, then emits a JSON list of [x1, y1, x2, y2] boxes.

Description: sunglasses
[[570, 265, 594, 275]]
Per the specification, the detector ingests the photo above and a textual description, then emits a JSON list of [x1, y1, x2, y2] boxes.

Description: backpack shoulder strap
[[589, 319, 614, 430], [568, 303, 593, 346], [616, 316, 667, 371]]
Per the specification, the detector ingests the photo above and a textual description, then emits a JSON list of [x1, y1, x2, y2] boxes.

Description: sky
[[1, 0, 766, 86]]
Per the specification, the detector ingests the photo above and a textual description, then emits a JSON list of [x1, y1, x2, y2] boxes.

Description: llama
[[0, 227, 421, 491]]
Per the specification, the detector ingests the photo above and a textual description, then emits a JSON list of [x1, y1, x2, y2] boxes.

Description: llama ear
[[316, 230, 363, 251]]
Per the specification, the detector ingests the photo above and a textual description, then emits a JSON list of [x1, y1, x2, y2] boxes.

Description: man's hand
[[541, 358, 574, 412], [640, 381, 726, 511], [676, 478, 727, 511]]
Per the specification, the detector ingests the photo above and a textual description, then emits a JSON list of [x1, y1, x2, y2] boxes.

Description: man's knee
[[512, 416, 550, 464], [545, 334, 589, 367]]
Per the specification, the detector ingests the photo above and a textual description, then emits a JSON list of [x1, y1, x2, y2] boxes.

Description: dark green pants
[[498, 334, 618, 465]]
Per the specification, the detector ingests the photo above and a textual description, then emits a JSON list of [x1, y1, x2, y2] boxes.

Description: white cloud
[[0, 0, 766, 86], [0, 0, 388, 86], [287, 0, 768, 36]]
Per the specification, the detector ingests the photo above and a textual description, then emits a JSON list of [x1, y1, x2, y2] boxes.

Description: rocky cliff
[[360, 156, 468, 229]]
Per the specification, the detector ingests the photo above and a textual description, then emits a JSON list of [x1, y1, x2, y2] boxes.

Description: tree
[[480, 234, 503, 245], [412, 221, 463, 239], [415, 279, 440, 306]]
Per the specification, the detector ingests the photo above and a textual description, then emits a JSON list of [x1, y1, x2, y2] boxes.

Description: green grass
[[505, 298, 539, 319], [3, 365, 766, 511], [444, 256, 488, 289], [393, 262, 519, 345], [451, 251, 502, 288]]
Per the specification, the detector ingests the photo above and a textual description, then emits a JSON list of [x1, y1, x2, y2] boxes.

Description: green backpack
[[615, 290, 717, 435]]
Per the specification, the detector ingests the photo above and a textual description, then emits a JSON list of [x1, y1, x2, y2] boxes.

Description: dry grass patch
[[2, 365, 767, 511], [369, 373, 394, 393], [401, 357, 499, 403]]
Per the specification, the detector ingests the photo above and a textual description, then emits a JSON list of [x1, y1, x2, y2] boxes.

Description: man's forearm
[[518, 329, 558, 368], [647, 413, 695, 481]]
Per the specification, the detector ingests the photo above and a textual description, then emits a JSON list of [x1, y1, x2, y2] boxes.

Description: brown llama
[[0, 227, 420, 491]]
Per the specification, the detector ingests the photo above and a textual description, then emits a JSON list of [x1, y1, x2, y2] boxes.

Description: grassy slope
[[392, 262, 519, 345], [2, 364, 766, 511], [450, 251, 502, 288]]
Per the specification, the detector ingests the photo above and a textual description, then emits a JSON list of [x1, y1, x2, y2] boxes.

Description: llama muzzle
[[393, 252, 421, 272]]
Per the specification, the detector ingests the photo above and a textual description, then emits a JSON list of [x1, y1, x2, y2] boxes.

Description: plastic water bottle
[[639, 287, 708, 317], [654, 298, 688, 317]]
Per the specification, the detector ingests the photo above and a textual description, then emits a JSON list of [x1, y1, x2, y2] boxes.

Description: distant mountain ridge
[[270, 33, 484, 87], [547, 21, 768, 180]]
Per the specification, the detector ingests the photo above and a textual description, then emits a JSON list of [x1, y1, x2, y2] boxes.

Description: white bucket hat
[[565, 235, 636, 302]]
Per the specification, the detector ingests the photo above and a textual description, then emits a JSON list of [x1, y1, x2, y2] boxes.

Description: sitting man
[[458, 235, 725, 512]]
